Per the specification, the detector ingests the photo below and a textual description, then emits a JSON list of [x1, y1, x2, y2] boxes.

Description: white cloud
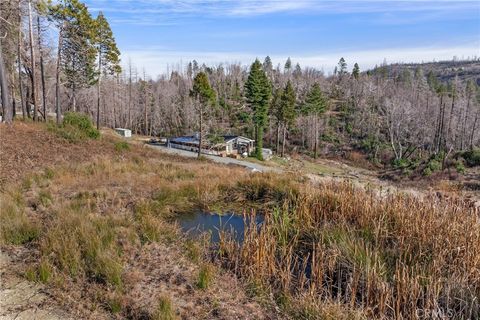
[[85, 0, 480, 24], [122, 43, 480, 77]]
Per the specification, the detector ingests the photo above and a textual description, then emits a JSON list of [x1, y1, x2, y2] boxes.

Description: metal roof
[[170, 135, 254, 145]]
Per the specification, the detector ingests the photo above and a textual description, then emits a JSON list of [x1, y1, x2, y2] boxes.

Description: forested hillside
[[1, 0, 479, 171]]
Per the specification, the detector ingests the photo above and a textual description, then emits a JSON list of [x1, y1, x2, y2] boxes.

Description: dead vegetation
[[1, 122, 479, 319], [217, 183, 480, 319]]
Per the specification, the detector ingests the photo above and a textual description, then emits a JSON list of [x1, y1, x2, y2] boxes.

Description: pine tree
[[293, 63, 302, 79], [279, 80, 296, 157], [338, 57, 347, 77], [94, 11, 121, 129], [352, 63, 360, 80], [284, 57, 292, 73], [303, 83, 327, 158], [245, 59, 271, 160], [191, 72, 216, 158], [49, 0, 97, 113], [263, 56, 272, 73], [271, 87, 282, 153]]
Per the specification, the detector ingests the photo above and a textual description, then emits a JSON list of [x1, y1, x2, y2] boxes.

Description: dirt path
[[0, 251, 73, 320]]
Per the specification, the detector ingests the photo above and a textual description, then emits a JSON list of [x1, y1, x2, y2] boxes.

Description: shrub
[[49, 112, 100, 143], [461, 148, 480, 167], [114, 141, 130, 152], [455, 160, 466, 174], [423, 156, 442, 176], [392, 158, 411, 169]]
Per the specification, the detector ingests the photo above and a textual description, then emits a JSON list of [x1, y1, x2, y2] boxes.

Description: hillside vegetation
[[1, 120, 478, 319]]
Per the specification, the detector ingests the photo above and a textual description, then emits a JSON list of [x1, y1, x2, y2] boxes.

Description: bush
[[114, 141, 130, 152], [461, 148, 480, 167], [49, 112, 100, 143], [423, 156, 442, 176], [455, 160, 466, 174]]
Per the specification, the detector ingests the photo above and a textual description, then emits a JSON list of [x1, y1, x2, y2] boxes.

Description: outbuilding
[[115, 128, 132, 138]]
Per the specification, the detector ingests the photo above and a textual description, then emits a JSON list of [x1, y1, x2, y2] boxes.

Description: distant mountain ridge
[[370, 59, 480, 85]]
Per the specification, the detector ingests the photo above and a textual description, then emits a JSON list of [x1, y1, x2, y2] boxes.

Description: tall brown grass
[[217, 182, 480, 319], [2, 131, 478, 318]]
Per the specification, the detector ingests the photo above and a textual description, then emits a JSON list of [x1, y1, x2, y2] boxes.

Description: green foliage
[[95, 12, 122, 76], [50, 112, 100, 142], [49, 0, 97, 90], [245, 59, 271, 160], [38, 260, 52, 283], [154, 296, 177, 320], [191, 72, 216, 106], [276, 80, 296, 127], [302, 83, 326, 116], [337, 57, 347, 76], [352, 62, 360, 79], [392, 158, 411, 169], [114, 141, 130, 152], [196, 264, 213, 290], [460, 148, 480, 167], [107, 294, 123, 314], [423, 156, 442, 176], [455, 160, 466, 174]]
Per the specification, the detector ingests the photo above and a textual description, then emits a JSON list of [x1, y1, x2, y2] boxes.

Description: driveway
[[147, 144, 281, 173]]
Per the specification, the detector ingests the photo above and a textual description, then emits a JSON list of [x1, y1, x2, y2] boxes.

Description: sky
[[82, 0, 480, 78]]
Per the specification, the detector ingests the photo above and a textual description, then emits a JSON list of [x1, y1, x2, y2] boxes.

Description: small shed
[[115, 128, 132, 138]]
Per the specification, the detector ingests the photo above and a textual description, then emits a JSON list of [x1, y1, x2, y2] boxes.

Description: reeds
[[217, 182, 480, 319]]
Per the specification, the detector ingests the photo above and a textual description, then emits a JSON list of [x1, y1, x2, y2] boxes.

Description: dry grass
[[0, 123, 279, 318], [1, 122, 478, 319], [217, 182, 480, 319]]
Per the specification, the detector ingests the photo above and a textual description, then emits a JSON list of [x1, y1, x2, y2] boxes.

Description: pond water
[[176, 211, 264, 244]]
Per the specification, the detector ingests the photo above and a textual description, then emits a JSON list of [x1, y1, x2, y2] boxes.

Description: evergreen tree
[[279, 80, 296, 157], [284, 57, 292, 73], [245, 59, 271, 160], [49, 0, 97, 113], [303, 83, 327, 158], [271, 87, 283, 153], [293, 63, 302, 79], [191, 71, 216, 158], [338, 57, 347, 77], [263, 56, 273, 73], [352, 63, 360, 80], [94, 11, 121, 129]]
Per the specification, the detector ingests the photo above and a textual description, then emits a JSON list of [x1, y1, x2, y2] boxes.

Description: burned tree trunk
[[0, 40, 12, 123]]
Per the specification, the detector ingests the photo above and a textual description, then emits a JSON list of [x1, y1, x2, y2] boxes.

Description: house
[[168, 134, 255, 157]]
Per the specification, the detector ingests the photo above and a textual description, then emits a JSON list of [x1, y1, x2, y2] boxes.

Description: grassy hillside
[[1, 120, 479, 319]]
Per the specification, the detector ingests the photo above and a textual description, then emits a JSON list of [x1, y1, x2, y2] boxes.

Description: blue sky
[[83, 0, 480, 77]]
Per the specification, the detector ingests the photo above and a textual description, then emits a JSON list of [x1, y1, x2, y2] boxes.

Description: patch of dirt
[[0, 249, 74, 320], [125, 243, 279, 319]]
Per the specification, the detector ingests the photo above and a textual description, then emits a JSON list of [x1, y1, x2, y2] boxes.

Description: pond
[[176, 211, 264, 244]]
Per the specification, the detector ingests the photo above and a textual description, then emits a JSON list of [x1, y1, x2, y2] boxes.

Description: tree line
[[1, 0, 479, 165]]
